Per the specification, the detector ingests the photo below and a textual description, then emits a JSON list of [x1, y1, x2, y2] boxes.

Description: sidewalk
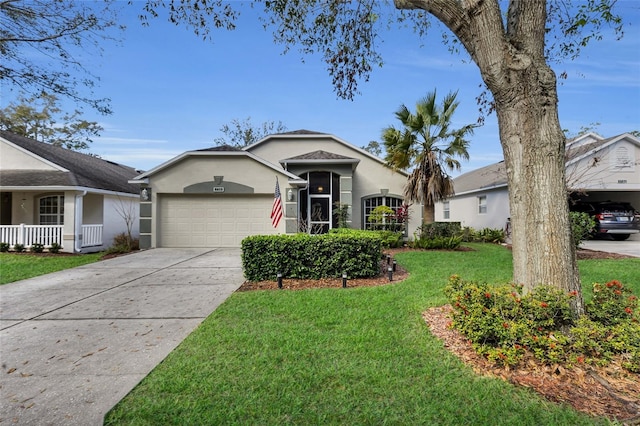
[[0, 248, 244, 425]]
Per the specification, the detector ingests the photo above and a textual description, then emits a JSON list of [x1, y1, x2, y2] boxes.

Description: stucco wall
[[0, 140, 58, 170], [248, 136, 422, 235], [569, 140, 639, 188], [436, 187, 511, 231], [148, 155, 288, 195], [102, 195, 139, 249]]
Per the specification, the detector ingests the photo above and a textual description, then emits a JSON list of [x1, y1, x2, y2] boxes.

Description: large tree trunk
[[493, 68, 584, 316], [396, 0, 585, 315]]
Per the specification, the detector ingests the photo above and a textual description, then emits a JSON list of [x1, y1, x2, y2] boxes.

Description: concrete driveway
[[0, 248, 244, 426], [581, 232, 640, 257]]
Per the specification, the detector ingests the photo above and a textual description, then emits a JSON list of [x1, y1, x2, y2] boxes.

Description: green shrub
[[474, 228, 505, 243], [329, 228, 402, 248], [569, 211, 596, 248], [570, 316, 640, 370], [458, 227, 505, 243], [0, 242, 9, 252], [587, 280, 639, 325], [411, 235, 461, 250], [375, 230, 403, 248], [414, 222, 461, 239], [242, 233, 382, 281], [49, 243, 61, 253], [30, 243, 45, 253], [110, 233, 139, 253], [444, 276, 639, 372], [13, 243, 25, 253], [333, 202, 350, 228]]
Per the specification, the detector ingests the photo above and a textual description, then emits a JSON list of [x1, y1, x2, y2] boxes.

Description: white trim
[[453, 183, 508, 197]]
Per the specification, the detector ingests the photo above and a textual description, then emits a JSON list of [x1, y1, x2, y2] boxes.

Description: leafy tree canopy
[[138, 0, 622, 102], [214, 117, 287, 147], [361, 141, 382, 157], [0, 92, 103, 151], [0, 0, 124, 114]]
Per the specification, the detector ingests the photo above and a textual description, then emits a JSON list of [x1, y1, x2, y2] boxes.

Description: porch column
[[340, 176, 353, 228]]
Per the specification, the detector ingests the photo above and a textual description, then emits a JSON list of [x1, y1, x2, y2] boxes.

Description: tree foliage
[[214, 117, 287, 147], [0, 0, 123, 114], [0, 92, 103, 151], [361, 140, 382, 157], [382, 90, 474, 222], [139, 0, 621, 101]]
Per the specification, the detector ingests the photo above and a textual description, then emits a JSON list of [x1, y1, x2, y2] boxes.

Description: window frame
[[39, 195, 64, 225], [363, 195, 404, 231], [477, 195, 487, 215]]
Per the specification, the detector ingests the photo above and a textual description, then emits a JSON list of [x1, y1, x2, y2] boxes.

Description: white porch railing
[[81, 224, 103, 247], [0, 224, 63, 248], [0, 224, 103, 249]]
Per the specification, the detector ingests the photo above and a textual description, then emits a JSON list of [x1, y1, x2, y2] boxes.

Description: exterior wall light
[[287, 188, 294, 201]]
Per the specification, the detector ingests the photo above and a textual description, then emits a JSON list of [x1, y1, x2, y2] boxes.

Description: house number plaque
[[213, 186, 225, 193]]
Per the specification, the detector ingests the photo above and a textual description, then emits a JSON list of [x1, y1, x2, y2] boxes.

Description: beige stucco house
[[130, 130, 421, 248], [435, 132, 640, 231], [0, 130, 141, 253]]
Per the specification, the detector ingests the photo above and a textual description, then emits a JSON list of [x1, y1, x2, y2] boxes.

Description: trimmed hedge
[[241, 232, 383, 282]]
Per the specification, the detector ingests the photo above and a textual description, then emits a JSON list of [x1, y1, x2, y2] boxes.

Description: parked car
[[570, 201, 640, 240]]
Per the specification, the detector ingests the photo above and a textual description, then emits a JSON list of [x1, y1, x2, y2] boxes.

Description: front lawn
[[105, 244, 639, 425], [0, 252, 103, 284]]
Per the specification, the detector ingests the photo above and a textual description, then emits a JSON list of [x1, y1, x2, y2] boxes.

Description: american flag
[[271, 178, 283, 228]]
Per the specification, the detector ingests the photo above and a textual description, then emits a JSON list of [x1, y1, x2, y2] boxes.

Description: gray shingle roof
[[195, 145, 242, 152], [283, 150, 356, 161], [273, 129, 328, 136], [0, 130, 140, 194], [453, 161, 508, 194]]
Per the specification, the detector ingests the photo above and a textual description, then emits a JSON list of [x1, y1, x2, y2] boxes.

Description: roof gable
[[132, 148, 303, 182], [244, 129, 405, 175], [452, 132, 640, 195], [0, 130, 141, 194]]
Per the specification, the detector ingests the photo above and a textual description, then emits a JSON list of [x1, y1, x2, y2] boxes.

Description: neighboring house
[[129, 130, 421, 248], [0, 130, 141, 253], [435, 132, 640, 231]]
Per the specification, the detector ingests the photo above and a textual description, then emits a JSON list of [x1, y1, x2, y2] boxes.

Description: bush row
[[445, 276, 639, 372], [241, 231, 383, 282], [0, 242, 62, 253], [411, 222, 506, 250]]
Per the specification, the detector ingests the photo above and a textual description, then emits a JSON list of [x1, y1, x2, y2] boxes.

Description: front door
[[299, 171, 340, 234], [309, 195, 330, 234], [0, 192, 12, 225]]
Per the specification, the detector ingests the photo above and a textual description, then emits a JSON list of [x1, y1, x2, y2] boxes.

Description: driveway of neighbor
[[581, 232, 640, 258], [0, 248, 244, 426]]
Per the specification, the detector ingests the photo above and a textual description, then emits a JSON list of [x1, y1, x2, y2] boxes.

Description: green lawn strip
[[578, 258, 640, 301], [105, 244, 630, 425], [0, 252, 103, 284]]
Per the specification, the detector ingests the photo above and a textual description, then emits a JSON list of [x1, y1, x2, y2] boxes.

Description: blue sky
[[6, 1, 640, 174]]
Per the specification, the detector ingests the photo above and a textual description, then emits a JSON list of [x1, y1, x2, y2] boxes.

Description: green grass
[[0, 252, 103, 284], [105, 244, 639, 425]]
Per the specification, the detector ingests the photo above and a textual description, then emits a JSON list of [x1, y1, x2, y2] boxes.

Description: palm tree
[[382, 90, 475, 224]]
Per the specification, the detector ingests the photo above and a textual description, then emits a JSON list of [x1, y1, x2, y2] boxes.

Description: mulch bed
[[424, 305, 640, 423]]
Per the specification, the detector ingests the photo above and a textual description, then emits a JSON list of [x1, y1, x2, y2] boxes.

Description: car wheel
[[611, 234, 630, 241]]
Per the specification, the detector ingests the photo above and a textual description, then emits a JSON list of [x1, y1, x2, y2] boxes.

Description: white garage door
[[159, 195, 277, 247]]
